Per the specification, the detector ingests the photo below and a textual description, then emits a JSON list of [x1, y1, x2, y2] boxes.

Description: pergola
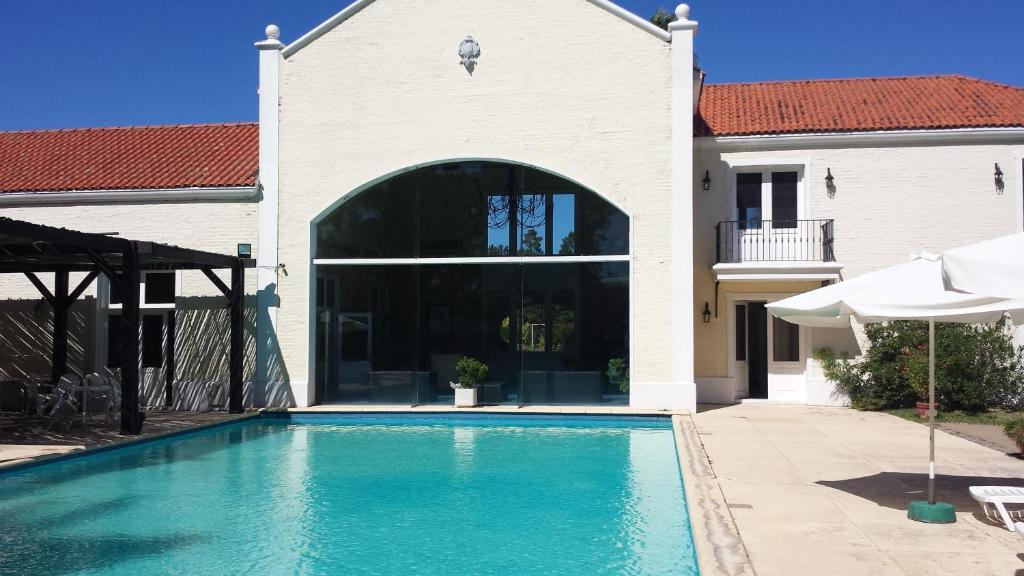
[[0, 217, 254, 434]]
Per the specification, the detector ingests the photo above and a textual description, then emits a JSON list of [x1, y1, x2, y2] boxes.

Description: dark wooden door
[[747, 302, 768, 399]]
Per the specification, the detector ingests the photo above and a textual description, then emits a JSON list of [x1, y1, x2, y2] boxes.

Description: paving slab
[[692, 404, 1024, 575]]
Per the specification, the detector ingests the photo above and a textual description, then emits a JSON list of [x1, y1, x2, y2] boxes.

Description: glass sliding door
[[314, 161, 629, 406]]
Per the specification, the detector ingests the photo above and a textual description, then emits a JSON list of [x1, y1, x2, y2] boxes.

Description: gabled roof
[[0, 123, 258, 194], [697, 75, 1024, 137], [281, 0, 669, 58]]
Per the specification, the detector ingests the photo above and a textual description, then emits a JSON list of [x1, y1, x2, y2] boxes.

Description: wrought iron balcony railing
[[715, 219, 835, 264]]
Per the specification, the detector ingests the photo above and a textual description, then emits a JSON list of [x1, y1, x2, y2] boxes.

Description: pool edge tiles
[[672, 414, 755, 576], [0, 412, 259, 475], [269, 411, 674, 429]]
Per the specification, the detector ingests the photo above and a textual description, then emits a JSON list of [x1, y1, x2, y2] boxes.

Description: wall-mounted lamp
[[995, 163, 1005, 194], [825, 168, 836, 198], [702, 170, 712, 191], [237, 243, 252, 258], [702, 302, 712, 324]]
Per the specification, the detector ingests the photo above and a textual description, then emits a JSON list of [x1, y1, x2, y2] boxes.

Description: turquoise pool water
[[0, 415, 698, 576]]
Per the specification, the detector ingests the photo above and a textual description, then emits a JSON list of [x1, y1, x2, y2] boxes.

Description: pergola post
[[51, 269, 69, 383], [229, 261, 245, 413], [120, 245, 143, 435]]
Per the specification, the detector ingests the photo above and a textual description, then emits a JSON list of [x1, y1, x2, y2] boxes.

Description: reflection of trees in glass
[[521, 229, 543, 255], [487, 245, 510, 256], [552, 307, 575, 352], [498, 307, 574, 353], [558, 231, 576, 256]]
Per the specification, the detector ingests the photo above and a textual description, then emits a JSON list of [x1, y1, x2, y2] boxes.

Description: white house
[[1, 1, 1022, 413]]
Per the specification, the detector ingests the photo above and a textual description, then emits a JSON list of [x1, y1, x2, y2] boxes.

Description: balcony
[[713, 219, 843, 281]]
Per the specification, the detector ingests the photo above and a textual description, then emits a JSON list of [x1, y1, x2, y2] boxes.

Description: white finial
[[675, 4, 691, 20], [265, 24, 281, 41]]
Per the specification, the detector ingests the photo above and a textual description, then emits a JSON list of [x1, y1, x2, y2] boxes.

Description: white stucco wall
[[693, 137, 1024, 404], [275, 0, 674, 406]]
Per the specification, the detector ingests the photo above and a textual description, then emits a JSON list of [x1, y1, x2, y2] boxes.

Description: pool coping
[[672, 414, 756, 576], [0, 412, 259, 474], [274, 405, 688, 416]]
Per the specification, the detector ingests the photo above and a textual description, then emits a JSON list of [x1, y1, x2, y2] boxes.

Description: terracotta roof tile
[[697, 75, 1024, 136], [0, 123, 259, 194], [0, 76, 1019, 193]]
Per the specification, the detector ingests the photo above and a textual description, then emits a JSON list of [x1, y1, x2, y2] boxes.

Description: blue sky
[[0, 0, 1021, 130]]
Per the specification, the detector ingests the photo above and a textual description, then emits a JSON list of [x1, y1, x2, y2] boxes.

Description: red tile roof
[[0, 76, 1019, 195], [0, 123, 258, 194], [697, 75, 1024, 137]]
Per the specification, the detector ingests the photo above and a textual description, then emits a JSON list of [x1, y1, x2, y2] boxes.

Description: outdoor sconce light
[[825, 168, 836, 198], [995, 163, 1005, 194], [237, 243, 252, 258], [702, 302, 712, 324], [702, 170, 712, 191]]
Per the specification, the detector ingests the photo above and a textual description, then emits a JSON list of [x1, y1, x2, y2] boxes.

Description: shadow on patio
[[818, 471, 1024, 528]]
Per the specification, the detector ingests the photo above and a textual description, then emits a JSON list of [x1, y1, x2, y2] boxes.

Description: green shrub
[[454, 357, 489, 389], [607, 358, 629, 393], [1004, 418, 1024, 453], [816, 319, 1024, 413]]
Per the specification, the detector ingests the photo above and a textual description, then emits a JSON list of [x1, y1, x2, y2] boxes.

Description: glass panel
[[772, 316, 800, 362], [316, 162, 627, 259], [142, 315, 163, 368], [771, 171, 798, 229], [144, 272, 175, 305], [418, 163, 489, 258], [520, 262, 628, 404], [518, 194, 546, 256], [316, 173, 417, 259], [317, 266, 419, 403], [735, 304, 747, 361], [109, 277, 126, 306], [553, 194, 576, 255], [736, 172, 762, 230], [487, 193, 513, 256], [106, 314, 123, 368], [576, 189, 628, 255]]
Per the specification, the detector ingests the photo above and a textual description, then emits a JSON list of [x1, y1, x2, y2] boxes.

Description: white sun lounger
[[970, 486, 1024, 531]]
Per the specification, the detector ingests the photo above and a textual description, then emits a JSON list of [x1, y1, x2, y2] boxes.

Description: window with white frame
[[733, 167, 803, 229], [107, 271, 179, 309]]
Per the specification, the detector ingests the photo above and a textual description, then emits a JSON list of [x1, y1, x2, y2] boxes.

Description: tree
[[650, 8, 677, 31], [521, 228, 543, 255], [558, 231, 576, 255]]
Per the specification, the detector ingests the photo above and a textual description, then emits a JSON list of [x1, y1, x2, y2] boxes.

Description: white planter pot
[[454, 387, 478, 408]]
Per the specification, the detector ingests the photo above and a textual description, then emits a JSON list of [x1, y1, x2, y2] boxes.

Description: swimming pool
[[0, 414, 699, 575]]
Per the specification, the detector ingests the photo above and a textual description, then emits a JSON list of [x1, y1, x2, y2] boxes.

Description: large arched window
[[313, 162, 629, 405]]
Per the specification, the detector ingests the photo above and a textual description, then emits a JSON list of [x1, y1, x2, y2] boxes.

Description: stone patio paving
[[692, 404, 1024, 576], [0, 410, 255, 469]]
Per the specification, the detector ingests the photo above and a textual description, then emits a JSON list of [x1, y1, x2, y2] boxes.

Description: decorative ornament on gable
[[459, 36, 481, 73]]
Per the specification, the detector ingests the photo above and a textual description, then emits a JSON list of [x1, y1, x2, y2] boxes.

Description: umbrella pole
[[908, 318, 954, 523], [928, 318, 935, 505]]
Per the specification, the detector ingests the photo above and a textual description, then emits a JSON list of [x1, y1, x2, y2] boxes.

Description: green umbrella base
[[908, 500, 956, 524]]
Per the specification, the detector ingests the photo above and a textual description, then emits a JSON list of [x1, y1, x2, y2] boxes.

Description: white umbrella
[[943, 233, 1024, 300], [767, 252, 1024, 522]]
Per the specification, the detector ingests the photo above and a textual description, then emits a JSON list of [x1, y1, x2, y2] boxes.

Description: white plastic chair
[[37, 374, 82, 431], [83, 373, 115, 426], [970, 486, 1024, 531]]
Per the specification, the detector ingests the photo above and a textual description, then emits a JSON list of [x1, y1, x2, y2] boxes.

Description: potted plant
[[607, 358, 629, 394], [451, 356, 489, 408]]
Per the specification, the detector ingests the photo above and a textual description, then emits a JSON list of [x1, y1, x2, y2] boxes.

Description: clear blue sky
[[0, 0, 1021, 131]]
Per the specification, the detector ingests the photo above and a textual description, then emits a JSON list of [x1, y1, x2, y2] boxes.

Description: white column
[[255, 25, 283, 405], [669, 5, 697, 412]]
